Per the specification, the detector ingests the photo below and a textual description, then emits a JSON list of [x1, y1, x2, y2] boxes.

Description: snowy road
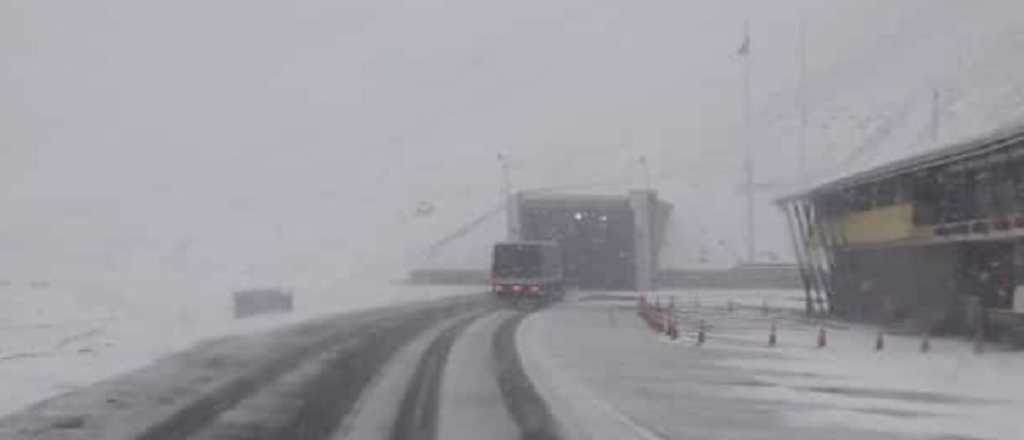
[[2, 289, 1015, 439], [0, 293, 558, 440], [523, 291, 1023, 440]]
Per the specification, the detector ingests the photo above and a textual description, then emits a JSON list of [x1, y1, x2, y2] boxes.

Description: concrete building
[[507, 190, 672, 290]]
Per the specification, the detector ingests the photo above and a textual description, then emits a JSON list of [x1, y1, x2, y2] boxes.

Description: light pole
[[497, 152, 511, 200], [638, 155, 651, 191], [798, 18, 808, 186], [738, 21, 756, 263], [498, 153, 519, 239]]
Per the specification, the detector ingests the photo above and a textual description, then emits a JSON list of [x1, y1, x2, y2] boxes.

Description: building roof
[[777, 122, 1024, 204]]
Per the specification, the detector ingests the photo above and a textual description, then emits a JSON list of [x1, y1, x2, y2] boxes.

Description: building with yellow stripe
[[779, 124, 1024, 338]]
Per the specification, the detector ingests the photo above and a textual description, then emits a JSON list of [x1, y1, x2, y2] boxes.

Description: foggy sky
[[5, 0, 1024, 297]]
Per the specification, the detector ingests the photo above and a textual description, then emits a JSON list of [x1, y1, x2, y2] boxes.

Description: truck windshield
[[493, 245, 543, 278]]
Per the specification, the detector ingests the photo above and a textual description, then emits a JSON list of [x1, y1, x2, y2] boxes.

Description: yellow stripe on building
[[840, 203, 915, 245]]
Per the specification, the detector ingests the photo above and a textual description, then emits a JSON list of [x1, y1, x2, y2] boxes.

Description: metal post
[[498, 153, 520, 240], [498, 153, 511, 201], [782, 201, 814, 315], [798, 18, 808, 185], [793, 202, 824, 314], [799, 202, 827, 312], [739, 21, 756, 263], [638, 155, 652, 191], [630, 190, 655, 291], [809, 201, 841, 313]]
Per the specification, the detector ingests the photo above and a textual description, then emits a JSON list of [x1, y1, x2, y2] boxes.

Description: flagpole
[[741, 21, 755, 263], [798, 18, 808, 185]]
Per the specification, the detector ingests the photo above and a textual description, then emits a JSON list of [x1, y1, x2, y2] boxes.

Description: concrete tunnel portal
[[507, 190, 672, 291]]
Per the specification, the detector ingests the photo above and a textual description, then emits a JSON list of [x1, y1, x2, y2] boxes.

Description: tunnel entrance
[[519, 199, 635, 289], [509, 190, 671, 291]]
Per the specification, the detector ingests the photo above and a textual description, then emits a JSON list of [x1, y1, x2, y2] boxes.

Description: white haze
[[4, 0, 1024, 306]]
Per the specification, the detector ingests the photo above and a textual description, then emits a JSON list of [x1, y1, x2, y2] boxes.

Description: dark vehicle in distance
[[491, 241, 565, 300], [233, 288, 294, 318]]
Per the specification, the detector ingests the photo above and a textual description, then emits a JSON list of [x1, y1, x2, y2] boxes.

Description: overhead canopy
[[777, 123, 1024, 204]]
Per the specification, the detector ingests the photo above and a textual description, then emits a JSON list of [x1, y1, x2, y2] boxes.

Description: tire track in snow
[[390, 311, 490, 440], [493, 312, 563, 440], [436, 310, 521, 440]]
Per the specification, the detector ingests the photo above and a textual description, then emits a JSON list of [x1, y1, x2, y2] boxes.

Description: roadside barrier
[[636, 296, 679, 340], [637, 300, 977, 354]]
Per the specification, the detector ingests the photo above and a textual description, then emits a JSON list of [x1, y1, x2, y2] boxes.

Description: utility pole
[[498, 153, 519, 239], [638, 155, 651, 191], [497, 153, 511, 200], [738, 21, 756, 263], [931, 88, 941, 143], [798, 19, 808, 185]]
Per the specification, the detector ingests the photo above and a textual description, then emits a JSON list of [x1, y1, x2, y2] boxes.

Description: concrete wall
[[630, 190, 655, 291]]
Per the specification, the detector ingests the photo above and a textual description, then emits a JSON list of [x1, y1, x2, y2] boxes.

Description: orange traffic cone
[[768, 320, 777, 347], [817, 325, 827, 348]]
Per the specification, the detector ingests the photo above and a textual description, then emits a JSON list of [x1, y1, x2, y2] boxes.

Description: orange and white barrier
[[636, 296, 678, 340]]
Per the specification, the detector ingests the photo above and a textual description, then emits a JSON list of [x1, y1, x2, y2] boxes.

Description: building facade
[[779, 126, 1024, 334]]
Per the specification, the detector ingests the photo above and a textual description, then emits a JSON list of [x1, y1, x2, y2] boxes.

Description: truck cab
[[491, 241, 565, 300]]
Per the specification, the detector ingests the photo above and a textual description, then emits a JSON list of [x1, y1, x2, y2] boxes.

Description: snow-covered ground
[[8, 0, 1024, 433], [521, 289, 1024, 439], [0, 280, 481, 417], [664, 289, 1024, 440]]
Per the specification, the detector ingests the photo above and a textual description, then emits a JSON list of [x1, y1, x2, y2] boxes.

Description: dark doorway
[[520, 201, 635, 289]]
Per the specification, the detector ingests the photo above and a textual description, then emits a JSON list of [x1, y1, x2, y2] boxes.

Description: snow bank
[[0, 280, 481, 417]]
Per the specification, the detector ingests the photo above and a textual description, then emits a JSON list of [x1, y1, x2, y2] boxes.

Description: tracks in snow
[[1, 295, 561, 440], [388, 309, 562, 440], [134, 298, 487, 440], [390, 312, 484, 440]]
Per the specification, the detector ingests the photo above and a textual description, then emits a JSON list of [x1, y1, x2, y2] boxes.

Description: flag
[[737, 33, 750, 56]]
